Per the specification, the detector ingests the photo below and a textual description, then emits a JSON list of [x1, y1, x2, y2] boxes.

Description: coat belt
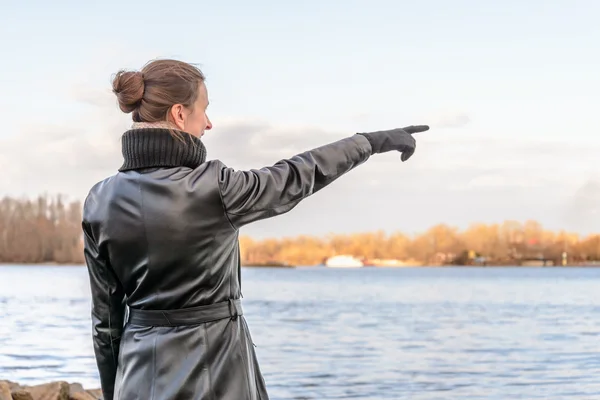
[[127, 298, 243, 327]]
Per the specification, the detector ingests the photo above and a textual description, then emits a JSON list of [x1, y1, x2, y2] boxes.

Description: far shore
[[2, 262, 600, 268], [0, 261, 82, 266]]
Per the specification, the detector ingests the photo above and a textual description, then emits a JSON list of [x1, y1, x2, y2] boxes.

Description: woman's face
[[169, 81, 212, 138]]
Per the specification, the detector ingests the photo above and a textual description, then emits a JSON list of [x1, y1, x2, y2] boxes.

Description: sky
[[1, 0, 599, 238]]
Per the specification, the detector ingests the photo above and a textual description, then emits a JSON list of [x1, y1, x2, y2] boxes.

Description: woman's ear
[[168, 104, 186, 130]]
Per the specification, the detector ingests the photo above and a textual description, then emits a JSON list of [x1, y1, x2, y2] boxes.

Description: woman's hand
[[357, 125, 429, 161]]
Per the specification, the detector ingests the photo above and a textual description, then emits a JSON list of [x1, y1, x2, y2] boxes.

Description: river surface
[[2, 265, 600, 399]]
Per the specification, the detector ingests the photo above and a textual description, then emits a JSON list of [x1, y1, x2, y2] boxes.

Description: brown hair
[[112, 59, 205, 123]]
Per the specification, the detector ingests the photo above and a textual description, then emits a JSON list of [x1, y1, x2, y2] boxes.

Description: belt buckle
[[228, 298, 239, 320]]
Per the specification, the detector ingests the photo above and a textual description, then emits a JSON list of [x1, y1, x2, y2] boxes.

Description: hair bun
[[112, 70, 145, 113]]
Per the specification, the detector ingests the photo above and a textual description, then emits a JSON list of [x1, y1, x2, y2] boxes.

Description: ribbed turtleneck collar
[[118, 128, 207, 172]]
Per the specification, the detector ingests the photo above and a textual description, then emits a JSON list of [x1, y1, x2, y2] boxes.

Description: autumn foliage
[[239, 222, 600, 266], [1, 195, 600, 266]]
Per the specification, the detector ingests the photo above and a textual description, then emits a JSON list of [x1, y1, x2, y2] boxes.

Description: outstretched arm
[[217, 134, 372, 229]]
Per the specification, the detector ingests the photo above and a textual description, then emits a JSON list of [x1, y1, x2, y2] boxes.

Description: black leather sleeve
[[82, 220, 126, 400], [217, 134, 372, 229]]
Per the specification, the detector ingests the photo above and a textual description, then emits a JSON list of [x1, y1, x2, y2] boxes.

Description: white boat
[[325, 255, 364, 268]]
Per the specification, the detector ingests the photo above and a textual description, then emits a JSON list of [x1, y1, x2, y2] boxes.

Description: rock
[[25, 381, 69, 400], [0, 381, 21, 392], [86, 389, 104, 400], [11, 391, 34, 400], [83, 389, 102, 400], [0, 381, 101, 400], [0, 381, 11, 400], [67, 384, 84, 395], [67, 383, 98, 400]]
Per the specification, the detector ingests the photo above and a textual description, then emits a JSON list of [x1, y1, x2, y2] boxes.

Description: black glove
[[357, 125, 429, 162]]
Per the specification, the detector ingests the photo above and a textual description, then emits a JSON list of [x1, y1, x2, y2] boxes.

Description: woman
[[82, 58, 429, 400]]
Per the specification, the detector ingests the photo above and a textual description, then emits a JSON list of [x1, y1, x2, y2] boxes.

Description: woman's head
[[112, 59, 212, 138]]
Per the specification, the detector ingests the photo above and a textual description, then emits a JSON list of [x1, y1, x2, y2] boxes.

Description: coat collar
[[118, 127, 207, 172]]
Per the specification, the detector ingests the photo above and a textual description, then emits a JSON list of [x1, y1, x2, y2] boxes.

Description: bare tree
[[0, 194, 84, 264]]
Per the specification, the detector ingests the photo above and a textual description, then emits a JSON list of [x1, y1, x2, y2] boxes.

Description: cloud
[[0, 122, 125, 201], [0, 86, 131, 200], [70, 85, 117, 109], [1, 83, 599, 236], [429, 111, 471, 129], [203, 118, 346, 169], [561, 178, 600, 234], [0, 99, 592, 200]]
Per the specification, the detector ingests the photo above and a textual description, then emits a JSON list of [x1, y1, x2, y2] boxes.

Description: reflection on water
[[2, 265, 600, 399]]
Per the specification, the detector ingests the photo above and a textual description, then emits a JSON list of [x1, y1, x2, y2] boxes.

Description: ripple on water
[[4, 266, 600, 398]]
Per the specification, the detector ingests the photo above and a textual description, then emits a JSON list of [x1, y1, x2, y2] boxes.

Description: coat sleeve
[[82, 220, 126, 400], [217, 134, 372, 229]]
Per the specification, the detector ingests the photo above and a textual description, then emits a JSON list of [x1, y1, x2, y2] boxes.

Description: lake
[[2, 265, 600, 399]]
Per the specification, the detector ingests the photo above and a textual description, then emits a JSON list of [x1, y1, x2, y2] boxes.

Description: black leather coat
[[82, 128, 373, 400]]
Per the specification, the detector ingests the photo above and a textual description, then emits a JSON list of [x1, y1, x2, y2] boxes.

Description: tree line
[[0, 195, 84, 264], [1, 195, 600, 266], [239, 221, 600, 266]]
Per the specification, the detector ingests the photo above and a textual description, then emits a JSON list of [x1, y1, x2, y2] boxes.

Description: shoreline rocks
[[0, 381, 102, 400]]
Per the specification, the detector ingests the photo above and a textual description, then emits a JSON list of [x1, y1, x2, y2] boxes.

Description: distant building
[[324, 255, 364, 268]]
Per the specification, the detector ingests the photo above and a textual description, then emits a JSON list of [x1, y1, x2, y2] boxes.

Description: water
[[2, 265, 600, 399]]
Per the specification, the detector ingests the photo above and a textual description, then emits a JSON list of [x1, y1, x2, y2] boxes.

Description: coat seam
[[138, 174, 154, 301], [215, 164, 237, 231], [215, 165, 237, 300], [225, 195, 311, 217], [225, 164, 313, 218]]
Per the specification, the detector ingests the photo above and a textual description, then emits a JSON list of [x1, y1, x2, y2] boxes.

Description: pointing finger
[[402, 125, 430, 134]]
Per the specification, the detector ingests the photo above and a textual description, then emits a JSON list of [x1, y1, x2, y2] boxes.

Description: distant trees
[[239, 221, 600, 266], [1, 194, 600, 266], [0, 195, 84, 264]]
